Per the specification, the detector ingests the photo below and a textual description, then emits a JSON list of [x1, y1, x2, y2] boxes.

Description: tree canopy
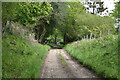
[[111, 1, 120, 18], [2, 2, 116, 44]]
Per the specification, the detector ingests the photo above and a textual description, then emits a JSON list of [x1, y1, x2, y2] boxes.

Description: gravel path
[[40, 49, 100, 78]]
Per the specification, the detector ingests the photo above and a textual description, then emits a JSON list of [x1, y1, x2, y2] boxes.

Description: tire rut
[[40, 49, 101, 79]]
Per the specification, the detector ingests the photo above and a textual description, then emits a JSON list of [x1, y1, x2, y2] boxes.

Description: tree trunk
[[54, 35, 57, 44], [93, 2, 95, 14], [63, 33, 66, 45], [2, 20, 12, 37], [38, 24, 46, 43]]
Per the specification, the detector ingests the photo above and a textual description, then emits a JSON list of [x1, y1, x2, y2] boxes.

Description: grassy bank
[[2, 33, 50, 78], [64, 35, 118, 79]]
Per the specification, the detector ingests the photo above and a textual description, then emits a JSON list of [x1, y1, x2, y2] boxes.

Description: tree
[[111, 1, 120, 33], [112, 1, 120, 18], [76, 13, 115, 38], [27, 2, 53, 43], [96, 2, 107, 14], [2, 2, 20, 35], [14, 2, 52, 26], [50, 2, 68, 44], [2, 2, 53, 43], [2, 2, 116, 44], [57, 2, 85, 44], [84, 0, 107, 15]]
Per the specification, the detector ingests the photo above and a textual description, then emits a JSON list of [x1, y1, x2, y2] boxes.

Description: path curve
[[41, 49, 100, 78]]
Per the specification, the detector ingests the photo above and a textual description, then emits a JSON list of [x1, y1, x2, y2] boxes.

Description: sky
[[101, 0, 116, 16], [82, 0, 119, 16], [101, 0, 120, 16], [102, 0, 117, 12]]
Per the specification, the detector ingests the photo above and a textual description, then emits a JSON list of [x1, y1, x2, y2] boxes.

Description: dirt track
[[41, 49, 100, 78]]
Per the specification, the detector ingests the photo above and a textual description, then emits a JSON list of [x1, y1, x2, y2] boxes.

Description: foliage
[[111, 1, 120, 18], [2, 2, 19, 27], [2, 2, 116, 44], [2, 2, 53, 43], [85, 1, 107, 14], [14, 2, 53, 26], [50, 2, 86, 44], [49, 2, 115, 44], [2, 2, 53, 32], [65, 35, 118, 79], [2, 33, 50, 78], [110, 1, 120, 34], [75, 13, 115, 38], [2, 2, 119, 79]]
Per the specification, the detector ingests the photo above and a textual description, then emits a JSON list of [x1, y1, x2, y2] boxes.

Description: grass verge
[[2, 33, 50, 78], [64, 34, 118, 79], [58, 54, 67, 67]]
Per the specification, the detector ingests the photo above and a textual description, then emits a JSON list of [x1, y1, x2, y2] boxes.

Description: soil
[[40, 49, 101, 78]]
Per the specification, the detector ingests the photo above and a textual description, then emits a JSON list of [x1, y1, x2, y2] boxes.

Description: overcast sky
[[81, 0, 119, 16], [102, 0, 118, 12], [101, 0, 119, 16]]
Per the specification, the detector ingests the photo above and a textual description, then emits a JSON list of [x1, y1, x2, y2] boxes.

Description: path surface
[[41, 49, 99, 78]]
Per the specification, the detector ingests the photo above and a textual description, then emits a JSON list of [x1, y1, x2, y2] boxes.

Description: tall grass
[[2, 33, 50, 78], [64, 35, 118, 79]]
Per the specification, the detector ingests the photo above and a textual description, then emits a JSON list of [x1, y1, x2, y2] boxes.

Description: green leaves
[[2, 2, 20, 27], [111, 1, 120, 18], [2, 2, 117, 44], [75, 13, 115, 38], [14, 2, 52, 26]]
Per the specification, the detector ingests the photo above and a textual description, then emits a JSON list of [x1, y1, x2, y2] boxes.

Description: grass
[[64, 34, 119, 79], [58, 54, 67, 67], [2, 33, 50, 78]]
